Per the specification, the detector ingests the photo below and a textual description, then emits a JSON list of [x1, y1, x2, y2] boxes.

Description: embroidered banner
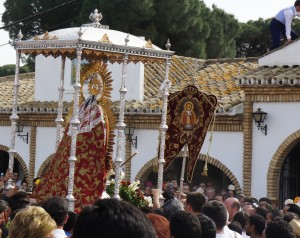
[[164, 85, 218, 182]]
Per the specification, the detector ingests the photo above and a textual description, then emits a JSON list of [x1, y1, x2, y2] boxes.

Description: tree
[[2, 0, 240, 59], [205, 5, 240, 59], [236, 18, 271, 57]]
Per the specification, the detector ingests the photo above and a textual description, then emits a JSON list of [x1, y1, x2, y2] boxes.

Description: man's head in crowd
[[9, 206, 56, 238], [185, 192, 206, 215], [72, 199, 156, 238], [224, 197, 241, 222], [245, 214, 266, 237], [169, 210, 202, 238], [162, 198, 184, 220], [197, 214, 216, 238], [201, 200, 228, 231], [258, 197, 272, 207], [42, 196, 68, 228], [265, 219, 296, 238], [206, 187, 216, 200], [0, 200, 8, 226]]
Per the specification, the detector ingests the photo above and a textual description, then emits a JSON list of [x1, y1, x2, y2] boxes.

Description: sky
[[0, 0, 295, 66]]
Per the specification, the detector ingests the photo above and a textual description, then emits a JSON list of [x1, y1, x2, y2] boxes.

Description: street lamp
[[252, 108, 268, 136]]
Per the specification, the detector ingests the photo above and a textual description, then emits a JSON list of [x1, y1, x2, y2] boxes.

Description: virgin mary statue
[[34, 61, 115, 209]]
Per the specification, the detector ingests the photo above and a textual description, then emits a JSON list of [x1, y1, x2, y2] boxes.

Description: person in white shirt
[[270, 0, 300, 50], [201, 200, 243, 238]]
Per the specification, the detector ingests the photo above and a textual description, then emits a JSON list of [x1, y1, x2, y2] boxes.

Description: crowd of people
[[0, 169, 299, 238]]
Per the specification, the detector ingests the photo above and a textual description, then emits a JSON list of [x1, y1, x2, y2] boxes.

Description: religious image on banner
[[33, 61, 116, 209], [164, 85, 218, 183]]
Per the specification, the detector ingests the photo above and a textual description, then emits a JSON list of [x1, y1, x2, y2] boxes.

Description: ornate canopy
[[13, 9, 174, 63]]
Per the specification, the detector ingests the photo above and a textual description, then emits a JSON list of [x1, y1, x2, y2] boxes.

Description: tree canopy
[[2, 0, 239, 59]]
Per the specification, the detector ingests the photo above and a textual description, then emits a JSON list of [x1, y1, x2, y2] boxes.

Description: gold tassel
[[201, 161, 208, 176]]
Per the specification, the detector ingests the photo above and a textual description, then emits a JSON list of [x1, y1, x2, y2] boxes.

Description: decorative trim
[[135, 154, 242, 194], [0, 144, 28, 179], [242, 100, 253, 197], [28, 126, 37, 187], [267, 129, 300, 200], [100, 33, 112, 43], [33, 31, 58, 40]]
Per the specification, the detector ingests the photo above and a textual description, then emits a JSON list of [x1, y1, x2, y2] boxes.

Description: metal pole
[[7, 48, 21, 189], [114, 53, 128, 198], [66, 47, 82, 211], [157, 57, 171, 192], [179, 144, 188, 200], [55, 56, 66, 150]]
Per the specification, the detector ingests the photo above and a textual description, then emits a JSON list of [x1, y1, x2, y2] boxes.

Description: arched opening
[[0, 150, 20, 175], [0, 146, 28, 183], [279, 143, 300, 205], [267, 129, 300, 201], [135, 155, 242, 194], [147, 158, 231, 191]]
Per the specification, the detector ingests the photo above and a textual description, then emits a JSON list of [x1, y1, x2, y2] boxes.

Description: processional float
[[7, 9, 174, 211]]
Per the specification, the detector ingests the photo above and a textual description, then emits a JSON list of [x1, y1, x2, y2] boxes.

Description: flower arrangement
[[106, 180, 153, 208]]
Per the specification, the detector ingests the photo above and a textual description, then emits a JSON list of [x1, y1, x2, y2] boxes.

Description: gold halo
[[88, 76, 102, 96]]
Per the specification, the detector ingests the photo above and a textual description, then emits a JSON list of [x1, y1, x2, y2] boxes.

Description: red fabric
[[164, 85, 217, 182], [34, 105, 107, 209]]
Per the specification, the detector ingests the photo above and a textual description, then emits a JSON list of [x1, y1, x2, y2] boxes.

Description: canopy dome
[[14, 9, 174, 63]]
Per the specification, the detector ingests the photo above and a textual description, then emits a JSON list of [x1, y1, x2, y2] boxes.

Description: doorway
[[279, 143, 300, 206], [0, 150, 20, 175]]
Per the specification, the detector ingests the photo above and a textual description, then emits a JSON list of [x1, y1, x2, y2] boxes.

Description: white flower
[[101, 191, 111, 199], [128, 180, 140, 191], [144, 196, 153, 207]]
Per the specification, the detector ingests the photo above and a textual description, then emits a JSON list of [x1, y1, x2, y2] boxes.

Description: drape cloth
[[34, 101, 107, 209], [164, 85, 218, 182]]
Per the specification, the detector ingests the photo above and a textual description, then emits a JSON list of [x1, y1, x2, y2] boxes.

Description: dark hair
[[283, 212, 299, 223], [255, 206, 268, 219], [259, 197, 272, 205], [197, 214, 216, 238], [248, 214, 266, 236], [72, 199, 156, 238], [201, 200, 227, 229], [10, 191, 30, 212], [42, 196, 68, 226], [63, 211, 78, 233], [228, 221, 243, 234], [287, 204, 300, 218], [162, 191, 174, 202], [295, 0, 300, 7], [0, 200, 8, 213], [232, 211, 249, 229], [170, 211, 201, 238], [186, 192, 206, 213], [162, 199, 183, 220], [268, 208, 283, 221], [265, 219, 296, 238]]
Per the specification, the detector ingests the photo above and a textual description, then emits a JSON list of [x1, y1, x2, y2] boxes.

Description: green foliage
[[106, 180, 150, 208], [236, 18, 271, 57], [0, 64, 31, 77], [4, 0, 271, 59], [206, 5, 239, 58]]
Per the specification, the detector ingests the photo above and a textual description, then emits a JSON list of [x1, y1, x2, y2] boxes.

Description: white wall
[[201, 131, 244, 189], [35, 55, 144, 103], [130, 129, 159, 181], [259, 41, 300, 66], [251, 102, 300, 199], [35, 127, 57, 177], [0, 126, 30, 178]]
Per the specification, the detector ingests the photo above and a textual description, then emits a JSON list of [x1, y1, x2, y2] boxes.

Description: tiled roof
[[236, 65, 300, 86], [0, 56, 260, 114], [0, 73, 35, 112]]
